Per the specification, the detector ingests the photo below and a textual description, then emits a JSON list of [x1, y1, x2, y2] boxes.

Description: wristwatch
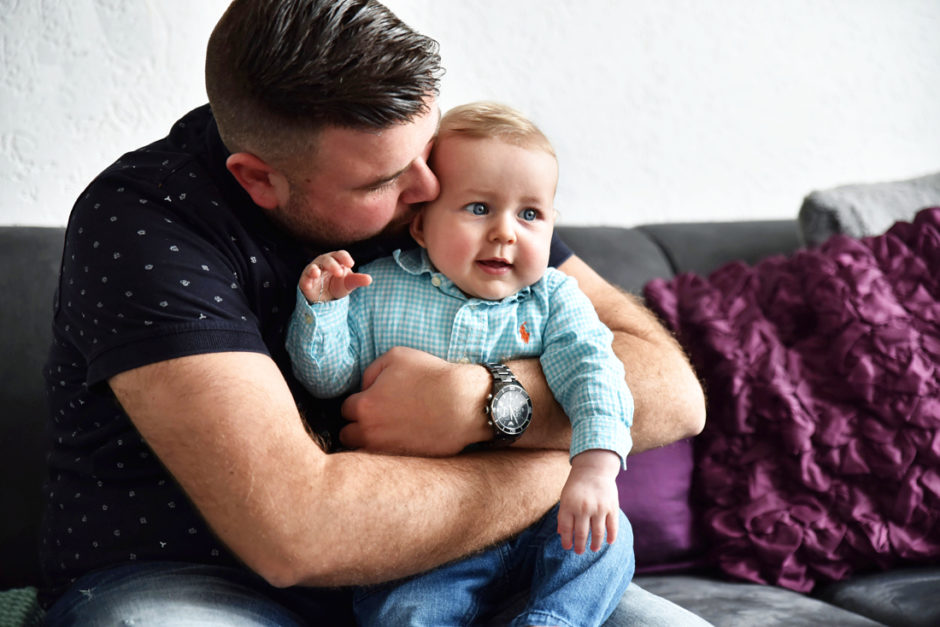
[[483, 362, 532, 445]]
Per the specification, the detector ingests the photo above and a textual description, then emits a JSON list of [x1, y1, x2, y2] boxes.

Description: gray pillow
[[798, 171, 940, 246]]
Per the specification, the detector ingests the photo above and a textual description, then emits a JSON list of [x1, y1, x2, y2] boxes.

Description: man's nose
[[400, 158, 440, 205]]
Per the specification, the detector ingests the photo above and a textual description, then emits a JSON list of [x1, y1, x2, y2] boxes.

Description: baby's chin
[[459, 283, 521, 302]]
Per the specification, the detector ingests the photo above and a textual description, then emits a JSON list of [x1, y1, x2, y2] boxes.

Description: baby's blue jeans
[[354, 503, 635, 627]]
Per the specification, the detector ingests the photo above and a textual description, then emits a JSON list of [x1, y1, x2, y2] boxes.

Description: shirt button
[[458, 357, 470, 364], [304, 313, 313, 324], [431, 276, 442, 287]]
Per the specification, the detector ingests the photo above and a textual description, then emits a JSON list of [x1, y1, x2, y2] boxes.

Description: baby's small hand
[[557, 449, 621, 554], [299, 250, 372, 303]]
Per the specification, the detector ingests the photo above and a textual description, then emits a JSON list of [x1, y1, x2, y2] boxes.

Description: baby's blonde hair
[[438, 101, 556, 158]]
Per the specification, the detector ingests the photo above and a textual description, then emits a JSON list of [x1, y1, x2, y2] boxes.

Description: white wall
[[2, 0, 939, 227]]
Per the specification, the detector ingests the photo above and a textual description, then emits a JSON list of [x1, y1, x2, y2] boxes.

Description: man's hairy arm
[[109, 351, 569, 588]]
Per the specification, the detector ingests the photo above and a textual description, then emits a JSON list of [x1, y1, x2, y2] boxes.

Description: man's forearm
[[295, 447, 570, 587], [610, 316, 705, 452], [111, 352, 571, 590]]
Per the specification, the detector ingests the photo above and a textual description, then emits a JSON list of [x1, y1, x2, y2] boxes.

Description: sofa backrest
[[556, 221, 801, 290], [0, 220, 801, 590], [0, 227, 65, 588]]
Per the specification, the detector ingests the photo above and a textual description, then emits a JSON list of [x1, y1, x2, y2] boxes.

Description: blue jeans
[[44, 558, 712, 627], [354, 504, 633, 626], [42, 561, 357, 626]]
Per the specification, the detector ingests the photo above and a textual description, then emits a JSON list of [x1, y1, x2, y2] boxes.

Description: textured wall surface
[[2, 0, 939, 227]]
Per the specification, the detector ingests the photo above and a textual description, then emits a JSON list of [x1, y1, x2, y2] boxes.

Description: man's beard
[[273, 193, 418, 252]]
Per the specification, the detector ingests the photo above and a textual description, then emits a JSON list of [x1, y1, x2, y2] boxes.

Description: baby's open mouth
[[477, 259, 512, 270]]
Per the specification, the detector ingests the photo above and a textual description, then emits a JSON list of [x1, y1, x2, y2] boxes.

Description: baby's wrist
[[570, 449, 621, 477]]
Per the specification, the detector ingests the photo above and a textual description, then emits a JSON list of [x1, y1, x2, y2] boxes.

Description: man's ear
[[409, 211, 428, 247], [225, 152, 286, 210]]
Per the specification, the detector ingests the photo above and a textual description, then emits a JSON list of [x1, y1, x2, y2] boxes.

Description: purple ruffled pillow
[[643, 207, 940, 592]]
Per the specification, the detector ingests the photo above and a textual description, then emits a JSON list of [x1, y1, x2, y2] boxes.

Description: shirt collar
[[392, 248, 531, 304]]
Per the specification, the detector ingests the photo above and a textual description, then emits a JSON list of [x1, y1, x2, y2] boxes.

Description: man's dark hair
[[205, 0, 442, 165]]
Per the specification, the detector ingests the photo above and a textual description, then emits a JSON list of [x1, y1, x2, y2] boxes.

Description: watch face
[[491, 384, 532, 435]]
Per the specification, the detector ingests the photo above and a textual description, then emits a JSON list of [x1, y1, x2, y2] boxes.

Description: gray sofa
[[1, 219, 938, 626]]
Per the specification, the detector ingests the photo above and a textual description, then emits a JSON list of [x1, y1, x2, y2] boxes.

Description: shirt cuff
[[570, 419, 633, 470], [294, 287, 349, 327]]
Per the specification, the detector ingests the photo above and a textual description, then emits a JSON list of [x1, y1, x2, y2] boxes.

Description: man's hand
[[557, 449, 622, 554], [340, 347, 493, 456], [299, 250, 372, 304]]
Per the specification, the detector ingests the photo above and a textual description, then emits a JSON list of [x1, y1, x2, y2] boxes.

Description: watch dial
[[493, 385, 532, 435]]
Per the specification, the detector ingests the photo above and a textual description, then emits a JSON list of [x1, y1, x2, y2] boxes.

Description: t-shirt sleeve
[[548, 230, 573, 268], [57, 181, 267, 386]]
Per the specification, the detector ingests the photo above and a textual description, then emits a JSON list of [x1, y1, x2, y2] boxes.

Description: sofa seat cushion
[[644, 208, 940, 592], [633, 575, 883, 626], [815, 566, 940, 627]]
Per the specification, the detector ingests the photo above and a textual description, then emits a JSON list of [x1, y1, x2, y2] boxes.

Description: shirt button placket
[[448, 303, 471, 362]]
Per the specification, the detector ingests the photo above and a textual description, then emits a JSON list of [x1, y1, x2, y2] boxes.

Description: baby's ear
[[409, 212, 428, 247]]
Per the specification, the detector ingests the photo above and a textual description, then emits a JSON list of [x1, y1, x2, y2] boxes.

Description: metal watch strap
[[484, 362, 517, 387]]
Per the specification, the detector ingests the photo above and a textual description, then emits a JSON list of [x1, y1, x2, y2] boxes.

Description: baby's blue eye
[[463, 202, 488, 216], [519, 208, 539, 222]]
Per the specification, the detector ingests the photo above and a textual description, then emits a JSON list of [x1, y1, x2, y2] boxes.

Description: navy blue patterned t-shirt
[[40, 104, 572, 604]]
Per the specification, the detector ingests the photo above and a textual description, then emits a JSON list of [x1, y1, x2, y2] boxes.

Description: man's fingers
[[338, 419, 362, 449], [356, 350, 390, 393]]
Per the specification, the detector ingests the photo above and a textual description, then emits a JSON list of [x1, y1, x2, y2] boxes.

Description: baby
[[286, 102, 634, 626]]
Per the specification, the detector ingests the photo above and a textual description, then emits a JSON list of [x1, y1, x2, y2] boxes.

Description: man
[[41, 0, 706, 624]]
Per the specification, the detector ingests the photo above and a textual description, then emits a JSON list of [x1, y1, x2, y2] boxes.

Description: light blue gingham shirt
[[286, 248, 633, 466]]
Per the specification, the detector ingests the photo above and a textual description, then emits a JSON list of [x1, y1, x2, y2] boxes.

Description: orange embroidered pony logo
[[519, 322, 530, 344]]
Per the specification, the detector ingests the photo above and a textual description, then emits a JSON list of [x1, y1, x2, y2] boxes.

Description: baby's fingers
[[299, 264, 325, 302], [572, 515, 590, 555], [590, 513, 607, 551], [343, 272, 373, 293], [316, 254, 349, 278], [557, 509, 575, 551], [301, 261, 323, 281], [606, 510, 619, 546], [332, 249, 357, 269]]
